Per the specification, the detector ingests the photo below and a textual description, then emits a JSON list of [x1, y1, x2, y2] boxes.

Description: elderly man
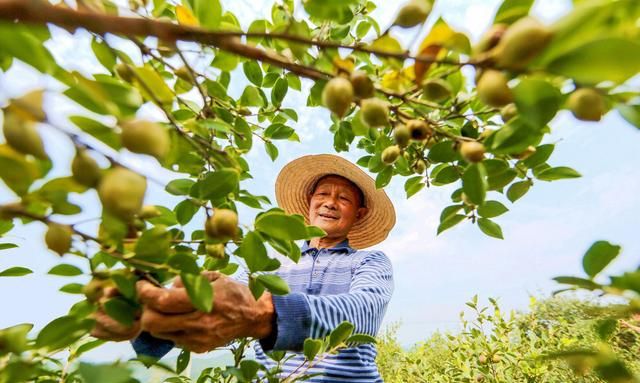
[[92, 154, 396, 382]]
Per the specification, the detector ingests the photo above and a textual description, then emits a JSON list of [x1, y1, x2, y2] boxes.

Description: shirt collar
[[301, 239, 355, 255]]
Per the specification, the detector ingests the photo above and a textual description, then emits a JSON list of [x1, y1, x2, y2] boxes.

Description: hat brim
[[275, 154, 396, 249]]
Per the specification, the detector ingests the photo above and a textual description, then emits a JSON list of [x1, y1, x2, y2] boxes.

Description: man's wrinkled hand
[[136, 271, 274, 353]]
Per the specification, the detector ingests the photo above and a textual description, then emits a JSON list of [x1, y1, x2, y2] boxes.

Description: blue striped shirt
[[132, 240, 394, 382]]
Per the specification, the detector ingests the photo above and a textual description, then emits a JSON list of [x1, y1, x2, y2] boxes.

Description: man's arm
[[265, 250, 393, 351]]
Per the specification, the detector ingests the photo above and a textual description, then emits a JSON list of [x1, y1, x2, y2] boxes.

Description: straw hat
[[275, 154, 396, 249]]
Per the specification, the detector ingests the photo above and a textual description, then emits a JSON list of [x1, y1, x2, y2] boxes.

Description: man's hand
[[136, 271, 274, 353], [90, 286, 142, 341]]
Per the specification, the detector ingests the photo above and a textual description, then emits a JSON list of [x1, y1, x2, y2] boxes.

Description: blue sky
[[0, 0, 639, 364]]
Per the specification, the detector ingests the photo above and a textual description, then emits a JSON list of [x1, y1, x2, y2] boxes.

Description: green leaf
[[103, 297, 138, 327], [132, 66, 174, 105], [547, 38, 640, 85], [440, 205, 463, 222], [210, 51, 238, 71], [69, 116, 121, 150], [177, 349, 191, 374], [197, 170, 239, 200], [494, 0, 535, 24], [257, 274, 290, 295], [513, 79, 561, 128], [248, 276, 265, 300], [234, 118, 253, 151], [111, 273, 137, 300], [265, 141, 278, 161], [303, 0, 357, 23], [490, 118, 544, 154], [78, 362, 133, 383], [0, 266, 32, 277], [193, 0, 222, 29], [0, 243, 17, 250], [404, 176, 425, 198], [271, 78, 288, 106], [286, 73, 302, 91], [595, 319, 618, 341], [264, 124, 294, 140], [236, 231, 272, 273], [432, 165, 460, 185], [553, 276, 602, 290], [0, 23, 58, 74], [0, 144, 48, 196], [329, 321, 355, 348], [255, 212, 309, 240], [303, 338, 323, 361], [243, 61, 263, 86], [582, 241, 621, 279], [240, 360, 261, 381], [0, 323, 33, 354], [523, 144, 554, 168], [239, 86, 265, 107], [91, 38, 116, 72], [462, 163, 487, 205], [48, 264, 83, 276], [477, 201, 509, 218], [507, 180, 531, 202], [175, 199, 200, 226], [134, 226, 172, 264], [427, 141, 458, 163], [375, 166, 393, 188], [60, 283, 84, 294], [346, 334, 376, 344], [437, 214, 466, 235], [181, 273, 213, 313], [617, 104, 640, 130], [35, 315, 94, 350], [477, 218, 504, 239], [536, 166, 581, 181], [0, 220, 15, 236]]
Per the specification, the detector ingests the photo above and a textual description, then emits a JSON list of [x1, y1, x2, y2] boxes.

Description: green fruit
[[478, 354, 488, 364], [205, 209, 238, 240], [98, 167, 147, 220], [459, 141, 485, 163], [491, 354, 501, 363], [83, 277, 113, 303], [120, 119, 171, 160], [461, 192, 474, 207], [115, 63, 134, 82], [7, 89, 46, 122], [407, 119, 432, 141], [477, 70, 513, 107], [381, 145, 401, 164], [158, 39, 177, 58], [393, 124, 411, 147], [175, 66, 193, 82], [322, 77, 354, 117], [205, 243, 226, 259], [394, 0, 432, 28], [45, 223, 72, 256], [138, 205, 162, 219], [413, 159, 427, 174], [71, 149, 102, 187], [360, 98, 389, 127], [474, 24, 507, 55], [422, 79, 452, 102], [350, 71, 375, 99], [567, 88, 605, 122], [500, 103, 518, 122], [2, 111, 48, 159], [494, 17, 552, 70]]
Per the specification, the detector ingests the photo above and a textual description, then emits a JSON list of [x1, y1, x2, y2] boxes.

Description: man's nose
[[322, 195, 338, 209]]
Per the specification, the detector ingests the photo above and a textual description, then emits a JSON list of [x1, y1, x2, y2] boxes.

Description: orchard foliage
[[0, 0, 639, 381], [376, 297, 640, 383]]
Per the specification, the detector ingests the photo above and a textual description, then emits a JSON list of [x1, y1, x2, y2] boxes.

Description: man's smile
[[318, 212, 339, 220]]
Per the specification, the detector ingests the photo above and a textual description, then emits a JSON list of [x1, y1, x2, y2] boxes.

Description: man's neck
[[309, 236, 348, 249]]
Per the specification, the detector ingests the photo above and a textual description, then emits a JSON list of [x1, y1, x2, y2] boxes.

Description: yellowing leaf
[[418, 19, 456, 52], [333, 56, 355, 74], [414, 18, 470, 84], [176, 5, 199, 27], [381, 69, 413, 92]]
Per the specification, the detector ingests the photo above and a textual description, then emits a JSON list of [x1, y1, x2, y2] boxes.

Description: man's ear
[[355, 207, 369, 221]]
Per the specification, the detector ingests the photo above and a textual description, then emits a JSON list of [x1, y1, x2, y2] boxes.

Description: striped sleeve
[[267, 250, 393, 351], [308, 251, 394, 339]]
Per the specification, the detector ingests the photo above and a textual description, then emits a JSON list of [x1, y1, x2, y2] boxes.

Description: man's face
[[307, 175, 368, 240]]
